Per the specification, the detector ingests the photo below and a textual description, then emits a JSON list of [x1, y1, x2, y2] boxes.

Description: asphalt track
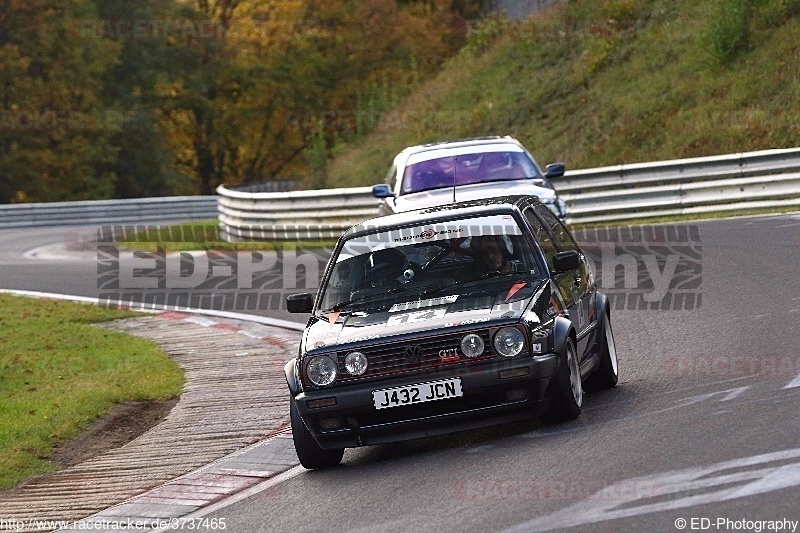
[[2, 213, 800, 532]]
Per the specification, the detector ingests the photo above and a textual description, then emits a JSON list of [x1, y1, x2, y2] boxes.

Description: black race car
[[285, 195, 618, 469]]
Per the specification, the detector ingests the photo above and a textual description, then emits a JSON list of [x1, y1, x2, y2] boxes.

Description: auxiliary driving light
[[460, 333, 485, 358], [344, 351, 368, 375]]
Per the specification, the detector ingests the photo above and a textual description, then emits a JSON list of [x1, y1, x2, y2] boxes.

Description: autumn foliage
[[0, 0, 483, 202]]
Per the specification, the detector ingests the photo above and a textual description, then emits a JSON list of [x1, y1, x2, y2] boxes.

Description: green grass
[[327, 0, 800, 187], [117, 220, 337, 252], [0, 295, 184, 489], [569, 205, 800, 230]]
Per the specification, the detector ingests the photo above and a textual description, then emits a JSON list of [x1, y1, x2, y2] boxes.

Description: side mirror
[[372, 184, 394, 199], [552, 250, 580, 273], [545, 163, 566, 179], [287, 293, 314, 313]]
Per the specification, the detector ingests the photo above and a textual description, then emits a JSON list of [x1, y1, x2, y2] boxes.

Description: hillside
[[328, 0, 800, 187]]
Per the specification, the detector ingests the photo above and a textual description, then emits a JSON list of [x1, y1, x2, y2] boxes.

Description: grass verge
[[328, 0, 800, 187], [569, 206, 800, 230], [0, 295, 184, 489], [116, 220, 337, 252]]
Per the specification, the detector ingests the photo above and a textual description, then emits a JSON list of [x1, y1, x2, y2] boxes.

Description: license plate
[[372, 378, 463, 410]]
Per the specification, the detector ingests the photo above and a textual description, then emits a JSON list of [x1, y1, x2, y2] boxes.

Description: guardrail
[[218, 186, 380, 241], [4, 147, 798, 235], [0, 196, 218, 230], [557, 147, 800, 223], [218, 146, 800, 238]]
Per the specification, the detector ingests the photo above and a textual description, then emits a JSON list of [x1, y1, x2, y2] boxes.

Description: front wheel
[[290, 398, 344, 470], [584, 312, 619, 392], [541, 338, 582, 424]]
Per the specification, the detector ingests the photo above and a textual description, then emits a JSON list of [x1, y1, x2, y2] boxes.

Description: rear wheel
[[290, 398, 344, 470], [584, 312, 619, 392], [541, 338, 582, 423]]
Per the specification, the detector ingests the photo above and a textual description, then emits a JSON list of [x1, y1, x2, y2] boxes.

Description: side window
[[524, 208, 558, 271], [526, 206, 578, 308], [533, 203, 577, 252], [385, 164, 398, 191]]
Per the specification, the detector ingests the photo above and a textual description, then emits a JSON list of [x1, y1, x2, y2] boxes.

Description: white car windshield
[[318, 214, 545, 312], [401, 150, 539, 194]]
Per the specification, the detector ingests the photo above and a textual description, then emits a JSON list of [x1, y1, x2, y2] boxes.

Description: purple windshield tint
[[402, 152, 536, 193]]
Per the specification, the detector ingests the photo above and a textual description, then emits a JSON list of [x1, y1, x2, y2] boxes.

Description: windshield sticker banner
[[389, 295, 458, 313], [338, 215, 523, 261]]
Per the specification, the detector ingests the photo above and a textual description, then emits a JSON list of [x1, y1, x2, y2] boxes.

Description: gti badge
[[438, 348, 459, 363]]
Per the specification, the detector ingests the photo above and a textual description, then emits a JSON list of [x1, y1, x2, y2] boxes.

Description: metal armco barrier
[[218, 146, 800, 239], [3, 147, 799, 235], [0, 196, 218, 230], [557, 147, 800, 224], [217, 186, 380, 241]]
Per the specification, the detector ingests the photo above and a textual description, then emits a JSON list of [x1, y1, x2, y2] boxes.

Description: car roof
[[398, 136, 523, 157], [345, 195, 538, 238]]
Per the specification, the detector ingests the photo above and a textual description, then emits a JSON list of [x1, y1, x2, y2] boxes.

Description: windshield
[[401, 150, 539, 194], [318, 214, 545, 312]]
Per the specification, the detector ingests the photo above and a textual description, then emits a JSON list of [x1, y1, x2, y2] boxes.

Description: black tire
[[541, 338, 582, 424], [290, 398, 344, 470], [584, 311, 619, 392]]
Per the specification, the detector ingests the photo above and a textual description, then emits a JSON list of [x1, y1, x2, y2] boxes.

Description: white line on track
[[150, 465, 306, 533], [784, 373, 800, 389]]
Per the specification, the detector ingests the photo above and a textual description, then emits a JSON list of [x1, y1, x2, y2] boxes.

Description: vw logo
[[403, 345, 424, 365]]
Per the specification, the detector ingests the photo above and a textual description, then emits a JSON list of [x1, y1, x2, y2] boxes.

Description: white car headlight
[[494, 327, 525, 357], [306, 355, 338, 386]]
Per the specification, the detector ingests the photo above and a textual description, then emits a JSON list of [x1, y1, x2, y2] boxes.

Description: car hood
[[393, 180, 556, 213], [302, 279, 550, 352]]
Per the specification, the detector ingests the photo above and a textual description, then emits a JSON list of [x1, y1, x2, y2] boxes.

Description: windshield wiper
[[324, 286, 411, 313], [421, 270, 529, 298]]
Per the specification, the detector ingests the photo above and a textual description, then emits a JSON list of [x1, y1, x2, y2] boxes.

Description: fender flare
[[285, 358, 302, 396], [595, 291, 610, 325], [551, 316, 575, 358]]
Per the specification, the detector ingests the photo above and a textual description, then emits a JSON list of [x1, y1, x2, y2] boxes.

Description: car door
[[525, 204, 593, 360]]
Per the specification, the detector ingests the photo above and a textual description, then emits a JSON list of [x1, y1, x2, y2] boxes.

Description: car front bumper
[[293, 354, 560, 449]]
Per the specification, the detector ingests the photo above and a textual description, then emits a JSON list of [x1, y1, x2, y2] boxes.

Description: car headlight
[[306, 355, 338, 386], [493, 327, 525, 357], [344, 351, 368, 375], [460, 333, 485, 358]]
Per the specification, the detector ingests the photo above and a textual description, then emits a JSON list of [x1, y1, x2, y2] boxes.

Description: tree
[[0, 0, 119, 203]]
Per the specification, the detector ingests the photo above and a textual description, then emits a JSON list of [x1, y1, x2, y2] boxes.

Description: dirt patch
[[51, 399, 178, 468], [3, 399, 177, 494]]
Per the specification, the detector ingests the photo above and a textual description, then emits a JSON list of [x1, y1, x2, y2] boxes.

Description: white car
[[372, 136, 567, 219]]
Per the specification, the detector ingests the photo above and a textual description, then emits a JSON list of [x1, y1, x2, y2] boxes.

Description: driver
[[461, 235, 513, 279]]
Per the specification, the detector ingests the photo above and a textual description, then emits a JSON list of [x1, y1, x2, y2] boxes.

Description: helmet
[[365, 248, 408, 287]]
